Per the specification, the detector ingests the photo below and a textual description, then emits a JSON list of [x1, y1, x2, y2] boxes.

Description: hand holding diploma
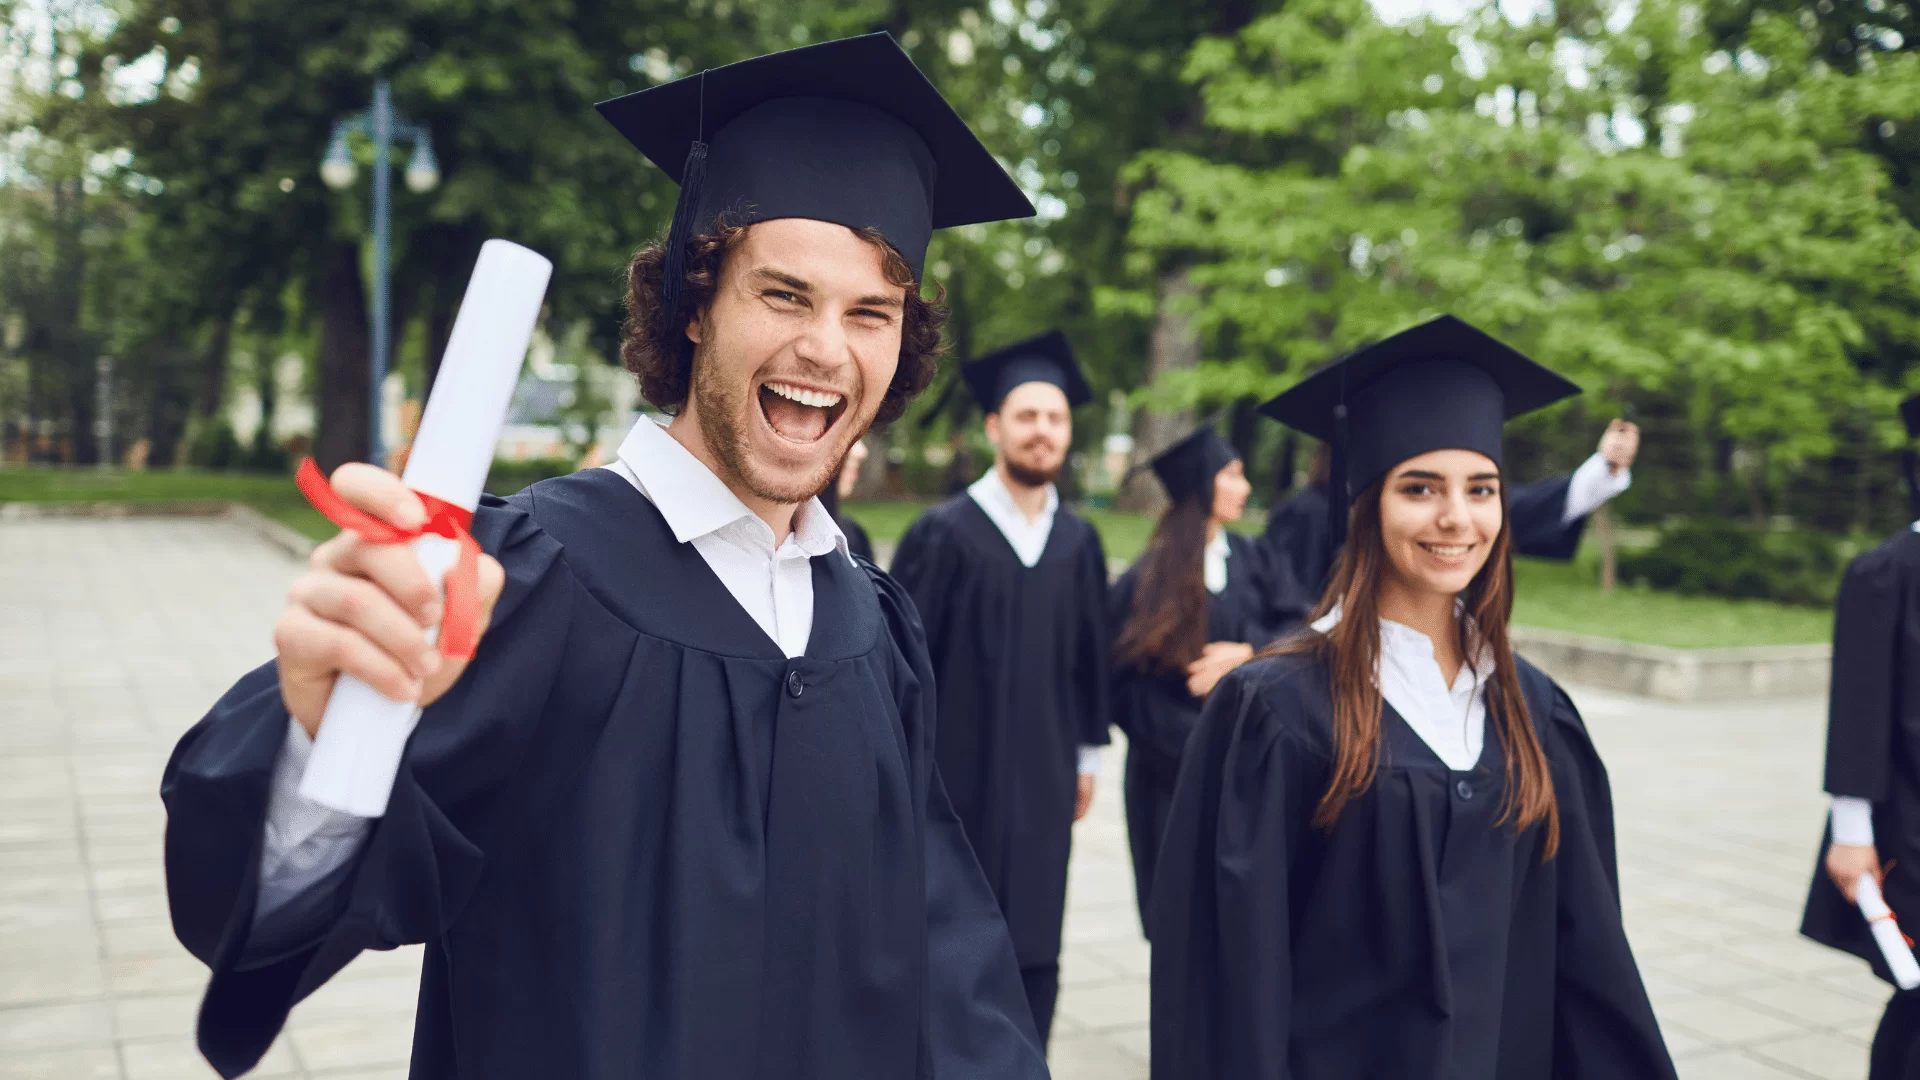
[[1855, 873, 1920, 991], [275, 465, 508, 737], [274, 239, 551, 817]]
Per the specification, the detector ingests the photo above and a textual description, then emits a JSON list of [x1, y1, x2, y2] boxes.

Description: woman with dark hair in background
[[1149, 317, 1674, 1080], [1109, 429, 1306, 933]]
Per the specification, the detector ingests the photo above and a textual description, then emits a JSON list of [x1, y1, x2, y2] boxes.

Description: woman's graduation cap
[[1258, 314, 1582, 548], [596, 33, 1035, 347], [958, 330, 1093, 415], [1150, 427, 1240, 504]]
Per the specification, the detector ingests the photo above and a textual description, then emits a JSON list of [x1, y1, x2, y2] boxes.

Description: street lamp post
[[321, 78, 440, 465]]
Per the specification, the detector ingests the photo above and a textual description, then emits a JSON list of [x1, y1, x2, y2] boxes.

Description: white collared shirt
[[1311, 608, 1495, 771], [967, 468, 1058, 567], [965, 466, 1102, 775], [1204, 528, 1231, 595], [255, 416, 849, 923], [603, 415, 848, 659], [1562, 453, 1633, 526]]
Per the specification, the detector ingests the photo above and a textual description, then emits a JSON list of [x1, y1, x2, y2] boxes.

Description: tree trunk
[[146, 345, 193, 468], [1115, 267, 1201, 514], [422, 227, 483, 398], [193, 314, 234, 421], [315, 242, 372, 474]]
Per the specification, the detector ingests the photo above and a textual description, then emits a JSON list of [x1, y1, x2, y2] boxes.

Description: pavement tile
[[120, 1035, 298, 1080], [0, 1000, 115, 1052], [1046, 1032, 1149, 1080], [0, 1045, 122, 1079], [1055, 980, 1150, 1033], [1678, 1047, 1816, 1079], [1745, 1030, 1876, 1080]]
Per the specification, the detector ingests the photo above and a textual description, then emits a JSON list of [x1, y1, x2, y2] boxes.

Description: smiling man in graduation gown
[[1264, 419, 1639, 599], [1799, 393, 1920, 1079], [889, 331, 1112, 1046], [159, 35, 1050, 1080]]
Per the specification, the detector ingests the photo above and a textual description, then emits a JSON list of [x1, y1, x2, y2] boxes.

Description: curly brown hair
[[621, 217, 948, 425]]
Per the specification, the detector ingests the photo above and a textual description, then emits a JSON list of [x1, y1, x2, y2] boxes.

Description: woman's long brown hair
[[1265, 475, 1561, 856], [1113, 494, 1214, 678]]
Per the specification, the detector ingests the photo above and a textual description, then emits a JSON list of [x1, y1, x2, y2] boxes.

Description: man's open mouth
[[758, 380, 849, 444]]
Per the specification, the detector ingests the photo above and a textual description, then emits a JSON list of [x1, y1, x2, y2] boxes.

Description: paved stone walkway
[[0, 516, 1894, 1079]]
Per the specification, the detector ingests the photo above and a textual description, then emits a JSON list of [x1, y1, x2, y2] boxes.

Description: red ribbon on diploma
[[295, 458, 485, 659]]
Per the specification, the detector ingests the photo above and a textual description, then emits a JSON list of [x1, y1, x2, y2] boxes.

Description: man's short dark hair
[[620, 216, 949, 425]]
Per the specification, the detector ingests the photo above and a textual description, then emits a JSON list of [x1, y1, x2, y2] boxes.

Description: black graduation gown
[[1800, 528, 1920, 983], [1107, 533, 1303, 934], [160, 468, 1045, 1080], [1264, 473, 1591, 600], [1149, 651, 1676, 1080], [890, 494, 1112, 970]]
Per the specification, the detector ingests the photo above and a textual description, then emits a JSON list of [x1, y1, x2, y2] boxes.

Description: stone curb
[[3, 501, 1830, 702], [0, 499, 318, 560], [1509, 624, 1829, 703]]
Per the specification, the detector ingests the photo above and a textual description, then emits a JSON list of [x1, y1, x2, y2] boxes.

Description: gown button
[[786, 670, 805, 698], [1454, 779, 1474, 800]]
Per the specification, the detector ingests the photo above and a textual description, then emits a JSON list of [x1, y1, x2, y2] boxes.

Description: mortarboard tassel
[[660, 76, 709, 351], [1327, 402, 1350, 553]]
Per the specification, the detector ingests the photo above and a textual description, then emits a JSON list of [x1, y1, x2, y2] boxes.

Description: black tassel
[[660, 138, 708, 350], [1903, 447, 1920, 520], [661, 71, 709, 352], [1328, 402, 1350, 552]]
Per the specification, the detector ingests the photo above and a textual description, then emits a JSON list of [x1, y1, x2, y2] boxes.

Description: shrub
[[484, 457, 577, 496], [1619, 519, 1843, 607], [186, 419, 242, 470]]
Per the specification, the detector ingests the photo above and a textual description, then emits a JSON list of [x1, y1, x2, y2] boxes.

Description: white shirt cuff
[[256, 718, 374, 923], [1562, 452, 1632, 525], [1077, 745, 1102, 776], [1831, 796, 1876, 847]]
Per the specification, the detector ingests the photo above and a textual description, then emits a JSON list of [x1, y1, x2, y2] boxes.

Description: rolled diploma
[[298, 239, 553, 818], [1857, 873, 1920, 991]]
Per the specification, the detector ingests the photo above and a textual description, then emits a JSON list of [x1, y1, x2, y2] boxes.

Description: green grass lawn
[[2, 467, 1836, 649], [1511, 555, 1832, 649], [0, 466, 335, 540]]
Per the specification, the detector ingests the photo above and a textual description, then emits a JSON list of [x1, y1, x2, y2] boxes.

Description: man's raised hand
[[274, 463, 505, 737]]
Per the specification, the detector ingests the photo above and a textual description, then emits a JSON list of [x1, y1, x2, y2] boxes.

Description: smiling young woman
[[1147, 317, 1677, 1080]]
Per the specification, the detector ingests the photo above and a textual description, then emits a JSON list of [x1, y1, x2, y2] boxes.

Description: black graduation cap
[[960, 330, 1093, 414], [1258, 314, 1581, 547], [1150, 427, 1240, 504], [596, 33, 1035, 346]]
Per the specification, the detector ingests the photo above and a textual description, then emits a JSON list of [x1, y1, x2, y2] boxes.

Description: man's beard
[[1003, 452, 1061, 489], [692, 344, 860, 506]]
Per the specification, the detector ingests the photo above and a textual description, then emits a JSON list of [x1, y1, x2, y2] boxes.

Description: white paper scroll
[[298, 239, 553, 818], [1857, 873, 1920, 991]]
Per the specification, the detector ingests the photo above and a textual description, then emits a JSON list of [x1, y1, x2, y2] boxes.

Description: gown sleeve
[[888, 512, 953, 660], [1261, 489, 1333, 601], [1508, 474, 1586, 561], [1822, 549, 1902, 801], [1149, 666, 1311, 1080], [864, 563, 1048, 1077], [1077, 524, 1115, 749], [160, 501, 577, 1078], [1540, 683, 1680, 1080]]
